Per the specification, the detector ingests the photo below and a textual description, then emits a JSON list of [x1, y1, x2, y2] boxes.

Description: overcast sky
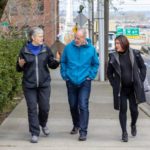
[[112, 0, 150, 11]]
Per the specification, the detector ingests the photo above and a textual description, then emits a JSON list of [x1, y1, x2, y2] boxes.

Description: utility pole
[[57, 0, 59, 35], [64, 0, 73, 34], [104, 0, 109, 80], [88, 0, 94, 44], [91, 0, 94, 44], [88, 1, 92, 39], [97, 0, 105, 81]]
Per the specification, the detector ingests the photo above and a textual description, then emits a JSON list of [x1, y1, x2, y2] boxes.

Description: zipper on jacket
[[118, 74, 122, 110], [35, 56, 39, 87], [77, 47, 80, 83]]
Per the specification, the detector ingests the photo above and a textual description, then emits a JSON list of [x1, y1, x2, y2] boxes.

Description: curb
[[139, 103, 150, 117]]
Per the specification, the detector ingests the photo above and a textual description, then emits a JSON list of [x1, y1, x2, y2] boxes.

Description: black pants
[[119, 87, 138, 133], [23, 86, 50, 136]]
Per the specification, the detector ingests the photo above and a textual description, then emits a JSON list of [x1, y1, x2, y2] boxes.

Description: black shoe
[[122, 132, 128, 142], [70, 127, 79, 134], [79, 134, 87, 141], [131, 125, 137, 136]]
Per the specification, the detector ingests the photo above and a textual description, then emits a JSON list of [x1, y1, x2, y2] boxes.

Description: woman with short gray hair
[[16, 27, 60, 143]]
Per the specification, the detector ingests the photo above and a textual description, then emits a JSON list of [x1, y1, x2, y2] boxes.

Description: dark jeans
[[23, 86, 50, 136], [119, 86, 139, 133], [66, 80, 91, 136]]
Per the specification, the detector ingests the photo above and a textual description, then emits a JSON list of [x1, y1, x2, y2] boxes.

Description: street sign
[[116, 27, 124, 36], [125, 28, 139, 36], [116, 27, 140, 39], [72, 24, 78, 33], [74, 13, 88, 27]]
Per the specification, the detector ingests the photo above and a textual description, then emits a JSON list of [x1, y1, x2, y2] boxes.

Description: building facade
[[0, 0, 58, 46]]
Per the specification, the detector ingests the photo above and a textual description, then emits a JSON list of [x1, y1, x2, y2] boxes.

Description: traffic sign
[[116, 27, 124, 36], [74, 13, 88, 27], [72, 24, 78, 33], [116, 27, 140, 39], [125, 28, 139, 36]]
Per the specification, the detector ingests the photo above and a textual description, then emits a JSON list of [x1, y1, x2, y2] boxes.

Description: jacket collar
[[71, 38, 92, 48], [113, 52, 120, 65], [111, 48, 135, 77], [24, 44, 47, 54], [113, 48, 134, 66], [129, 48, 134, 68]]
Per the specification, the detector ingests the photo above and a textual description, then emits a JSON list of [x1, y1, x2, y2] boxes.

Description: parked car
[[108, 32, 116, 53], [95, 32, 116, 54]]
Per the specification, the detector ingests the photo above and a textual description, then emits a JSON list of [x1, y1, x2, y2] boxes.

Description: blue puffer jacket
[[60, 38, 99, 85]]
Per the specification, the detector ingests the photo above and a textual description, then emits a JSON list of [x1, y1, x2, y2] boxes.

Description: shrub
[[0, 39, 25, 112]]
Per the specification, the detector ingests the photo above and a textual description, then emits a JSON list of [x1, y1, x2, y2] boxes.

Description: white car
[[108, 32, 116, 53], [95, 32, 116, 54]]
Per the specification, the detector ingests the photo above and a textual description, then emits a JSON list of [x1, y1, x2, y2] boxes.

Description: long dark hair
[[115, 35, 130, 51]]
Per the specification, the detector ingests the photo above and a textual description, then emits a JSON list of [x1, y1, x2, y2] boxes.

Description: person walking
[[60, 29, 99, 141], [107, 35, 146, 142], [16, 27, 60, 143]]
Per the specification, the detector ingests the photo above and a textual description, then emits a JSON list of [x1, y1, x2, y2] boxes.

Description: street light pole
[[98, 0, 105, 81], [104, 0, 109, 80], [88, 0, 94, 44], [91, 0, 94, 44]]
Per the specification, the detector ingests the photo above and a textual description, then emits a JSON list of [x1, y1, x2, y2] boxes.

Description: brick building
[[0, 0, 59, 46]]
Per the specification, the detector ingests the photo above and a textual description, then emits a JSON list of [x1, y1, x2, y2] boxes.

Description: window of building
[[8, 0, 18, 16], [36, 0, 44, 15], [10, 5, 18, 16], [21, 2, 31, 15]]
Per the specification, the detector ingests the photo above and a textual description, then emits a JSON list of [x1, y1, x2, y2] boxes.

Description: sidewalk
[[0, 69, 150, 150]]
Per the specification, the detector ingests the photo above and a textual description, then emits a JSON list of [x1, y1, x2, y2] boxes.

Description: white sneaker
[[42, 126, 50, 136], [30, 135, 38, 143]]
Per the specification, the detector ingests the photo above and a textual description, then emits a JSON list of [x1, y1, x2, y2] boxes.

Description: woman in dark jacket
[[107, 35, 146, 142], [16, 27, 59, 143]]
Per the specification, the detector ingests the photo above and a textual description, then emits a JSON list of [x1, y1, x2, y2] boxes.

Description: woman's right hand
[[18, 57, 26, 67]]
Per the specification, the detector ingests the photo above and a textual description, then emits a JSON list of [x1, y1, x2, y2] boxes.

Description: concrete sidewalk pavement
[[0, 70, 150, 150]]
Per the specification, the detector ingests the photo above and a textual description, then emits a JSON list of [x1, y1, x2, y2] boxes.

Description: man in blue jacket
[[60, 29, 99, 141]]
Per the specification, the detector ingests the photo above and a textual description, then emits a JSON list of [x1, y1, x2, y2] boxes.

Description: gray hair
[[29, 27, 44, 41]]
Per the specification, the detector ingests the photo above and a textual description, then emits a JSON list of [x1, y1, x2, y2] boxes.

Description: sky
[[111, 0, 150, 11]]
